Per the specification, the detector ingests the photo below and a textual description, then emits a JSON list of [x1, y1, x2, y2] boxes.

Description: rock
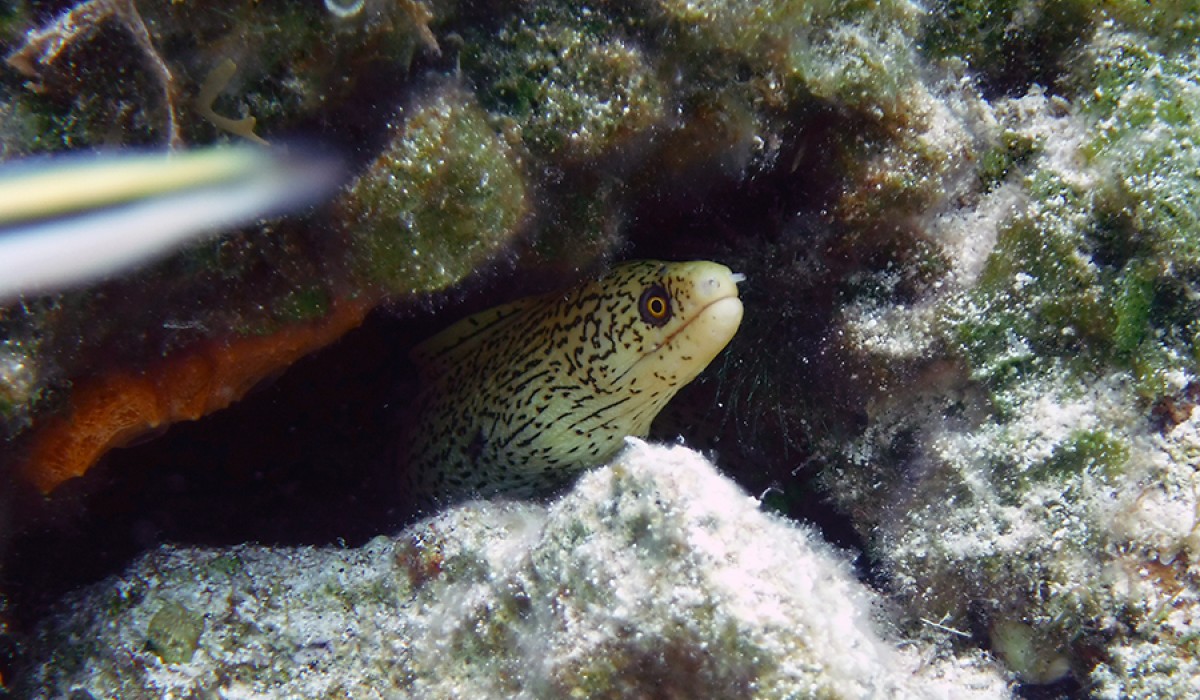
[[338, 83, 529, 296], [16, 442, 1010, 698], [465, 3, 667, 162], [828, 12, 1200, 696], [7, 0, 1200, 695]]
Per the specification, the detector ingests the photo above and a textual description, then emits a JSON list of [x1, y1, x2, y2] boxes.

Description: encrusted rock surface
[[17, 442, 1011, 699]]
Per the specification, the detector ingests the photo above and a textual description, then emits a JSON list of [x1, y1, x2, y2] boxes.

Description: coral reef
[[823, 9, 1200, 698], [3, 0, 1200, 696], [4, 0, 442, 148], [0, 5, 520, 486], [15, 442, 1011, 698], [464, 3, 667, 161]]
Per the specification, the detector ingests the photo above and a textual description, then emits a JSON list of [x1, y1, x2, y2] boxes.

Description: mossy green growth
[[146, 601, 205, 664], [465, 4, 666, 160], [1100, 0, 1200, 48], [921, 0, 1094, 91], [949, 174, 1113, 392], [978, 130, 1039, 192], [341, 86, 528, 295], [1070, 35, 1200, 393], [1083, 38, 1200, 274], [934, 26, 1200, 411], [654, 0, 923, 117], [924, 1, 1199, 118], [1016, 429, 1128, 488], [9, 78, 163, 151], [944, 159, 1192, 404], [206, 554, 246, 578], [139, 0, 428, 143], [1111, 260, 1156, 361]]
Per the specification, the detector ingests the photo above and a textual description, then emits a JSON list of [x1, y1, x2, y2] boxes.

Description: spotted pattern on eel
[[401, 259, 744, 502]]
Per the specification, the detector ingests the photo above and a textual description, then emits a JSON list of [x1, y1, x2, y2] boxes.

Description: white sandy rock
[[19, 440, 1011, 699]]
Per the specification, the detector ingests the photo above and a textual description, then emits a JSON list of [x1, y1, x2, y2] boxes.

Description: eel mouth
[[658, 294, 743, 353]]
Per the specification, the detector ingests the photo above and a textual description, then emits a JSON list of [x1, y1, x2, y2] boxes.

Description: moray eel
[[402, 259, 743, 501]]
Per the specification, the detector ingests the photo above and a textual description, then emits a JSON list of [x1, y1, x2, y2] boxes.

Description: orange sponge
[[22, 297, 375, 493]]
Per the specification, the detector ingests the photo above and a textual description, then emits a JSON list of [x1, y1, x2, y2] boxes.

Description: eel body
[[402, 259, 743, 501]]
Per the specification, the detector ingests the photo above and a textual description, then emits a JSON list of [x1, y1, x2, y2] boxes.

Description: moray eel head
[[403, 259, 743, 501], [601, 260, 743, 395]]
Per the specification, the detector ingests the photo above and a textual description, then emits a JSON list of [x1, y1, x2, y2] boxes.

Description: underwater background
[[2, 0, 1200, 697]]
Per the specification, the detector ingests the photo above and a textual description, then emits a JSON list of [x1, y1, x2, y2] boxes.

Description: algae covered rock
[[339, 83, 529, 295], [824, 8, 1200, 696], [0, 6, 520, 464], [16, 442, 1011, 698], [465, 4, 667, 161], [655, 0, 924, 111], [4, 0, 440, 148], [145, 600, 204, 664]]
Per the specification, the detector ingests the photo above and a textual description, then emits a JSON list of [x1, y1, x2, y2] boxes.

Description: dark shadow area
[[2, 307, 416, 628], [1017, 677, 1087, 700]]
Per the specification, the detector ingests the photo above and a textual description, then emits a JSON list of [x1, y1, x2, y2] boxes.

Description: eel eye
[[638, 284, 672, 326]]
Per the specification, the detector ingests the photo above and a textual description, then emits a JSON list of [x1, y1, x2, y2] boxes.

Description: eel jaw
[[685, 295, 743, 349]]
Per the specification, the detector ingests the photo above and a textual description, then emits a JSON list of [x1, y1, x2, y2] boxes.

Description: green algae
[[947, 63, 1200, 397], [921, 0, 1200, 94], [2, 0, 346, 149], [1100, 0, 1200, 48], [921, 0, 1093, 91], [145, 601, 204, 664], [1071, 35, 1200, 394], [950, 191, 1112, 393], [1021, 429, 1129, 486], [828, 12, 1200, 693], [9, 27, 172, 149], [7, 0, 1200, 694], [1084, 38, 1200, 271], [206, 554, 245, 578], [654, 0, 924, 118], [1111, 260, 1156, 361], [341, 86, 528, 295], [0, 0, 454, 442], [978, 130, 1038, 192], [465, 5, 666, 160]]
